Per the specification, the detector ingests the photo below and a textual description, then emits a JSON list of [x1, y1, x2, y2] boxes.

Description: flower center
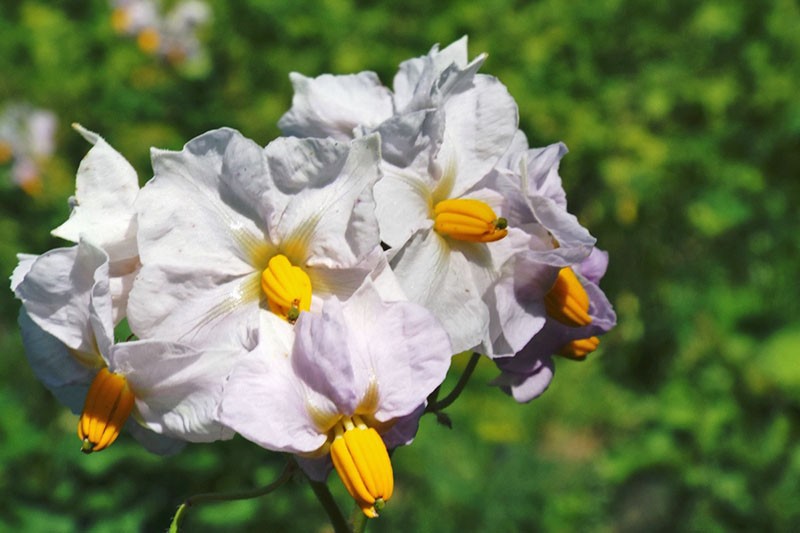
[[261, 254, 312, 323], [329, 415, 394, 518], [0, 141, 13, 164], [78, 368, 136, 454], [544, 267, 593, 327], [137, 27, 161, 55], [433, 198, 508, 243], [558, 336, 600, 359]]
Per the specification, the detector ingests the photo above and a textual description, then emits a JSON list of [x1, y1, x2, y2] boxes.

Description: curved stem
[[169, 458, 297, 532], [308, 479, 350, 533], [427, 351, 482, 412]]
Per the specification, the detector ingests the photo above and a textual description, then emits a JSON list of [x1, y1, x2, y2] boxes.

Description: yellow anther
[[0, 141, 13, 165], [77, 368, 136, 454], [544, 267, 592, 327], [433, 198, 508, 243], [136, 28, 161, 55], [261, 254, 312, 323], [330, 418, 394, 518], [558, 336, 600, 360], [110, 8, 130, 34]]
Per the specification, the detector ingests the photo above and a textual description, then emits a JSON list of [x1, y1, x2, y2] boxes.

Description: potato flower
[[218, 281, 452, 518], [493, 248, 617, 402], [127, 128, 387, 353], [280, 37, 529, 355], [52, 124, 141, 323], [13, 240, 236, 453]]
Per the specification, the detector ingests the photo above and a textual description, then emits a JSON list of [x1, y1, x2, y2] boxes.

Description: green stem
[[308, 479, 350, 533], [427, 351, 482, 412], [169, 458, 297, 532], [350, 504, 369, 533]]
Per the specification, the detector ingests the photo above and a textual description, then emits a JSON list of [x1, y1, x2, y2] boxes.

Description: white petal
[[51, 124, 139, 261], [125, 422, 186, 455], [137, 129, 267, 275], [278, 72, 394, 140], [112, 340, 238, 442], [10, 253, 37, 291], [127, 265, 260, 348], [18, 310, 94, 413], [390, 229, 489, 353], [218, 332, 328, 454], [265, 135, 382, 265], [438, 75, 519, 197], [14, 242, 111, 355]]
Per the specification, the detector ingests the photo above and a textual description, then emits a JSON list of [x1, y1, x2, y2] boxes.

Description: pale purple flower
[[493, 248, 617, 403], [218, 280, 452, 471]]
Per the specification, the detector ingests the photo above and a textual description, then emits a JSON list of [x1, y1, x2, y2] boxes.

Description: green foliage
[[2, 0, 799, 531]]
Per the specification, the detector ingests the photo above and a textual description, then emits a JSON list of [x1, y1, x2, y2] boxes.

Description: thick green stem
[[427, 351, 482, 412], [308, 479, 350, 533], [169, 458, 296, 532]]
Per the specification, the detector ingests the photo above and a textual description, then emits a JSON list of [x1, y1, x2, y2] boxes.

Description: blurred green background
[[2, 0, 800, 531]]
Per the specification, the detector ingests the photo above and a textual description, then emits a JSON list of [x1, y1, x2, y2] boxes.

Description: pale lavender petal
[[293, 299, 359, 414], [578, 248, 610, 284], [137, 129, 267, 275], [340, 286, 452, 421], [10, 253, 37, 291], [265, 135, 382, 266], [493, 356, 555, 403], [381, 404, 425, 449], [125, 421, 186, 456], [219, 339, 328, 454]]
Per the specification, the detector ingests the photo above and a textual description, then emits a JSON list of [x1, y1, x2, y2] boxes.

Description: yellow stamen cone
[[330, 421, 394, 518], [110, 8, 130, 34], [544, 267, 592, 327], [433, 198, 508, 243], [136, 28, 161, 55], [261, 254, 312, 323], [78, 368, 135, 453], [558, 336, 600, 360]]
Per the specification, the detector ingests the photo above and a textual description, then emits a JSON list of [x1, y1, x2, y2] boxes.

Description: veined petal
[[264, 135, 382, 266], [218, 317, 329, 454], [340, 281, 452, 422], [137, 129, 268, 275], [393, 36, 486, 113], [279, 72, 394, 140], [389, 229, 489, 354], [18, 310, 94, 413], [111, 340, 238, 442], [293, 299, 359, 414], [51, 124, 139, 262], [437, 75, 519, 198], [127, 264, 260, 348], [14, 241, 111, 356]]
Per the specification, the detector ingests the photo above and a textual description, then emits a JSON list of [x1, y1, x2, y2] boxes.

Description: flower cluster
[[110, 0, 211, 66], [11, 38, 615, 520], [0, 103, 58, 196]]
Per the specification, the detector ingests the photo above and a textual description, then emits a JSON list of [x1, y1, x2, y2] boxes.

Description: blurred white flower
[[0, 103, 58, 196]]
